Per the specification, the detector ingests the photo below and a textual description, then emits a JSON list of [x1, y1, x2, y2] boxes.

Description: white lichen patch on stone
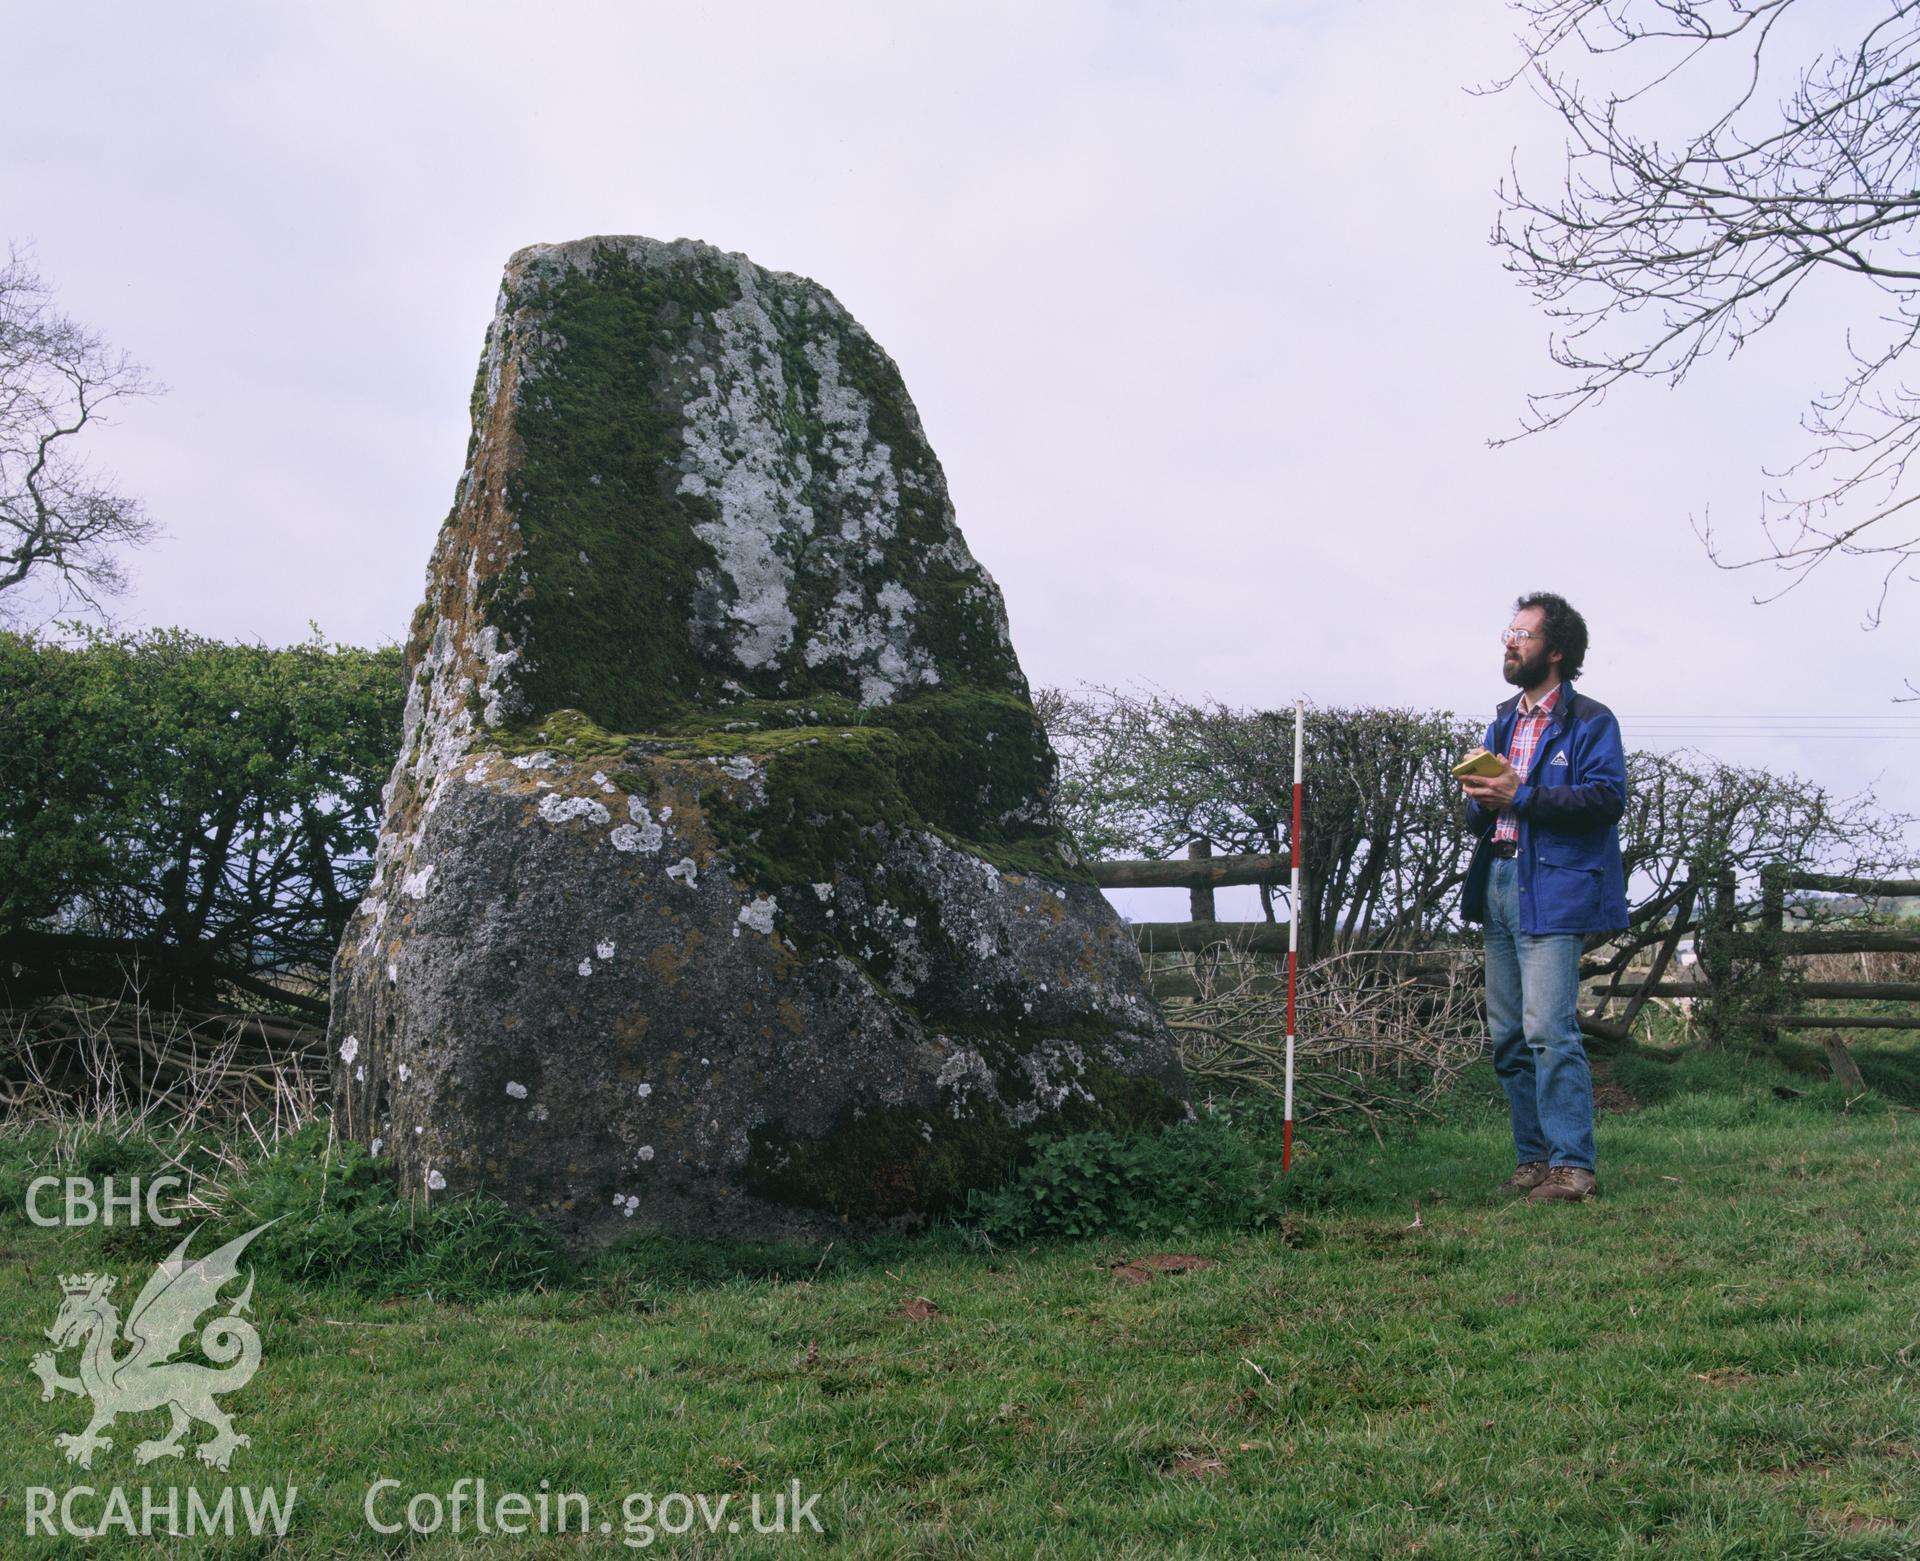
[[505, 1080, 529, 1099], [736, 895, 777, 935], [801, 583, 941, 708], [638, 1145, 655, 1162], [338, 1035, 360, 1065], [934, 1046, 995, 1117], [596, 939, 617, 960], [577, 958, 593, 977], [398, 1063, 411, 1082], [677, 278, 809, 671], [1005, 1039, 1098, 1127], [538, 794, 611, 827], [353, 895, 387, 957], [386, 962, 398, 985], [812, 882, 833, 900], [666, 857, 699, 888], [471, 626, 522, 729], [464, 757, 492, 784], [511, 751, 557, 771], [665, 258, 952, 706], [370, 1136, 384, 1156], [862, 898, 930, 996], [636, 1082, 652, 1098], [794, 333, 943, 702], [427, 1169, 447, 1191], [400, 865, 436, 899], [608, 797, 666, 855]]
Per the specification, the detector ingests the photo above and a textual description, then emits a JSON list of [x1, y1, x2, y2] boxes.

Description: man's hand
[[1460, 752, 1519, 808]]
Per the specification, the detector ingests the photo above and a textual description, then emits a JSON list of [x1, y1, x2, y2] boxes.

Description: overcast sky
[[8, 1, 1916, 918]]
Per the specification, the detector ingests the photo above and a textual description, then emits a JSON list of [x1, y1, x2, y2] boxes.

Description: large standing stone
[[328, 236, 1185, 1247]]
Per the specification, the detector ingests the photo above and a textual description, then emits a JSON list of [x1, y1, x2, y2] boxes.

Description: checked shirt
[[1492, 682, 1561, 847]]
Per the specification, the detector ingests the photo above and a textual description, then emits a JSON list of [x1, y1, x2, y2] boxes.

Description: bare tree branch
[[1487, 1, 1920, 630], [0, 244, 162, 622]]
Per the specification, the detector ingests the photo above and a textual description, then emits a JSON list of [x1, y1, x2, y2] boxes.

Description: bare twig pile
[[1, 993, 325, 1136], [1156, 946, 1486, 1141]]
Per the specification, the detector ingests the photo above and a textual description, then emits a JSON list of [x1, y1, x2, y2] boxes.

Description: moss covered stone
[[329, 236, 1184, 1249]]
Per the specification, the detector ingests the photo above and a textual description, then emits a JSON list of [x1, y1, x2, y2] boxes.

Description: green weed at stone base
[[2, 1120, 560, 1303], [743, 1051, 1191, 1224]]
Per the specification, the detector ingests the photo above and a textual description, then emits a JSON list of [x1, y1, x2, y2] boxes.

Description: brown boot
[[1500, 1161, 1549, 1194], [1528, 1166, 1597, 1203]]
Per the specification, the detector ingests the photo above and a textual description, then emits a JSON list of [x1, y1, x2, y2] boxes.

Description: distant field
[[2, 1037, 1918, 1558]]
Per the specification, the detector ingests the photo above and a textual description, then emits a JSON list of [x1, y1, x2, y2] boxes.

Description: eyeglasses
[[1501, 628, 1544, 646]]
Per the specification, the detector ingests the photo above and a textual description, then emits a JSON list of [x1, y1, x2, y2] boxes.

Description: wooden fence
[[1093, 839, 1295, 955], [1583, 868, 1920, 1050], [1094, 849, 1920, 1057]]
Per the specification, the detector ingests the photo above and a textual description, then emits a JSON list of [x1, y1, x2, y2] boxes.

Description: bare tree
[[1041, 684, 1482, 960], [0, 246, 160, 620], [1489, 1, 1920, 628]]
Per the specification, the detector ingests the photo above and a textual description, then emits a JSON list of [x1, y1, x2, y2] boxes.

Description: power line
[[1631, 713, 1920, 719], [1626, 716, 1920, 742]]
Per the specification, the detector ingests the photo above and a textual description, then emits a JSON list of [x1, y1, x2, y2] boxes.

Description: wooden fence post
[[1759, 864, 1785, 1047], [1188, 838, 1216, 924], [1702, 867, 1737, 1042]]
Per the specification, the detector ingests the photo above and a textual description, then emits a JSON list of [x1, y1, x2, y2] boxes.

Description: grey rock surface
[[328, 236, 1185, 1247]]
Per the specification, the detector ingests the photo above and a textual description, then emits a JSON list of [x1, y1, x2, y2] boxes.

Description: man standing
[[1459, 593, 1628, 1204]]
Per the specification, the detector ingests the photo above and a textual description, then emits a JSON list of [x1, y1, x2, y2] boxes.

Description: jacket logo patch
[[1549, 752, 1569, 766]]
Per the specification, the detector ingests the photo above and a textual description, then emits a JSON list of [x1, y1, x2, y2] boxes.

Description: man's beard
[[1503, 642, 1551, 688]]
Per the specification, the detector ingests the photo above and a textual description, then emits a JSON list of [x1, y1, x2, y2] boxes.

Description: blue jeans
[[1484, 857, 1596, 1170]]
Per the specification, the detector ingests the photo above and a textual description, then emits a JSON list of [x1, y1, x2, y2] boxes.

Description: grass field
[[2, 1035, 1918, 1558]]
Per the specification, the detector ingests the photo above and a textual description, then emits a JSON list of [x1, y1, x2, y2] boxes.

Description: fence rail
[[1583, 865, 1919, 1054], [1753, 867, 1919, 1046], [1105, 847, 1919, 1065], [1590, 981, 1920, 1003], [1092, 852, 1291, 891], [1129, 922, 1293, 954]]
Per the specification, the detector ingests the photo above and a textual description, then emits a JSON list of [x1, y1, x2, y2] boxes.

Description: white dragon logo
[[30, 1222, 272, 1472]]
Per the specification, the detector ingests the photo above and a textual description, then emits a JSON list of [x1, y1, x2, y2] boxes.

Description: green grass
[[3, 1042, 1918, 1557]]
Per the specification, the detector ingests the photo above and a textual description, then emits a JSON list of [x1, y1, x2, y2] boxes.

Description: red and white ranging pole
[[1284, 699, 1302, 1172]]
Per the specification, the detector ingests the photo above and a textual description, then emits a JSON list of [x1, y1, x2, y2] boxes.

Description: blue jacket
[[1461, 682, 1630, 936]]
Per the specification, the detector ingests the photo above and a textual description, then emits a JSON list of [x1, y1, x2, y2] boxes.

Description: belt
[[1488, 840, 1519, 859]]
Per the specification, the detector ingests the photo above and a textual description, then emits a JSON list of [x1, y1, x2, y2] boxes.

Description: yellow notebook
[[1450, 750, 1506, 780]]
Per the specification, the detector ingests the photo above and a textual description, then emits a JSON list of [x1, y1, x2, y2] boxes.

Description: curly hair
[[1514, 592, 1588, 682]]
